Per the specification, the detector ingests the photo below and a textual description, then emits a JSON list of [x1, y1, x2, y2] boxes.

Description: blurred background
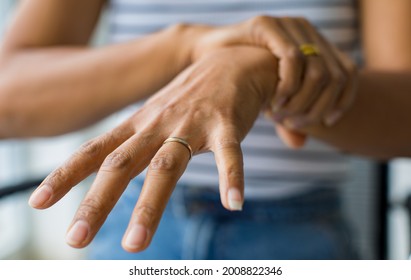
[[0, 0, 112, 260], [1, 0, 411, 260]]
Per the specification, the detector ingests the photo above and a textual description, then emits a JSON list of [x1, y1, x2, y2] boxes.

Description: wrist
[[165, 23, 214, 65], [200, 47, 278, 106]]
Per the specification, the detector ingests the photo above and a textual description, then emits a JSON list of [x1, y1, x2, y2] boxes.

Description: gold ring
[[299, 43, 320, 56], [163, 137, 193, 160]]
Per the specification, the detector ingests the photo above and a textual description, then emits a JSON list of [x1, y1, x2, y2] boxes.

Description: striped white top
[[108, 0, 359, 198]]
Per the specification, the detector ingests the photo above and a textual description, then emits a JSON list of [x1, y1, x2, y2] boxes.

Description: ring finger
[[122, 136, 193, 252]]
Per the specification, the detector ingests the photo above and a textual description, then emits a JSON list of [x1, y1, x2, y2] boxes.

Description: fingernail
[[228, 188, 243, 211], [28, 185, 52, 208], [123, 224, 148, 250], [66, 220, 90, 247], [325, 111, 342, 127]]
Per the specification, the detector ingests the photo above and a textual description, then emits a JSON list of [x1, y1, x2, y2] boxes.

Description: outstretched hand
[[28, 47, 278, 252]]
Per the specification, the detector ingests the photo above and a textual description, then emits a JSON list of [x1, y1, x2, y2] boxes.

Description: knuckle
[[78, 139, 102, 158], [226, 165, 244, 179], [77, 196, 106, 221], [285, 46, 303, 63], [134, 204, 158, 227], [247, 15, 276, 33], [102, 151, 133, 171], [251, 15, 271, 25], [308, 65, 329, 85], [47, 168, 69, 186], [297, 17, 311, 26], [149, 153, 179, 172], [186, 107, 207, 124], [167, 23, 189, 33]]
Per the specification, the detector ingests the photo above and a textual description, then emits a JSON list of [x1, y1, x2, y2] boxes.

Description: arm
[[0, 2, 354, 145], [26, 0, 411, 252], [0, 0, 198, 137], [287, 0, 411, 159]]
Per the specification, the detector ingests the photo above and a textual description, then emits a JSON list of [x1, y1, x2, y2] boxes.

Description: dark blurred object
[[377, 163, 389, 259], [0, 178, 44, 199]]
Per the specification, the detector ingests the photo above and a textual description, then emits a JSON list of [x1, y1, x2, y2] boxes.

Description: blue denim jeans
[[89, 180, 358, 260]]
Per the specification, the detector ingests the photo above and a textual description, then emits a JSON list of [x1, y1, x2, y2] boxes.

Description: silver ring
[[163, 137, 193, 160]]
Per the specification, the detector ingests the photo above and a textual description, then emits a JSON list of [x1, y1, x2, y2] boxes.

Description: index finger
[[28, 125, 133, 209], [252, 17, 304, 109]]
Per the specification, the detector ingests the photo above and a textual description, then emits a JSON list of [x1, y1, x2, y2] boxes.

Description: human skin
[[2, 0, 411, 253], [29, 51, 411, 253], [0, 0, 356, 146], [37, 46, 280, 251]]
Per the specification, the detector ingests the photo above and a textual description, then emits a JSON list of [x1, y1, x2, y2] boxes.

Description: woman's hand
[[193, 16, 357, 148], [28, 47, 278, 252]]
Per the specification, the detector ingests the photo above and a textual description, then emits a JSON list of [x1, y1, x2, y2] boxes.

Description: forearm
[[0, 25, 196, 138], [303, 70, 411, 159]]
